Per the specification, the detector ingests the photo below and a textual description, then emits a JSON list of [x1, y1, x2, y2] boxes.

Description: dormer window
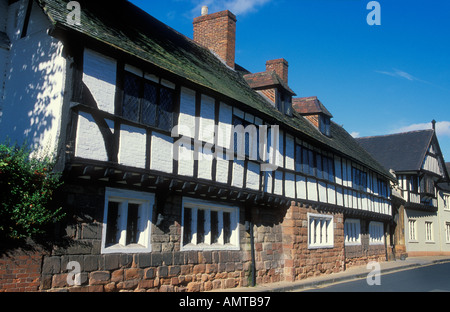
[[319, 115, 331, 137], [243, 58, 296, 117], [278, 93, 293, 117], [292, 96, 333, 137]]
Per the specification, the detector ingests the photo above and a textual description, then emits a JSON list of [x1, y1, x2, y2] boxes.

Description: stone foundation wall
[[0, 183, 389, 292], [282, 202, 346, 282]]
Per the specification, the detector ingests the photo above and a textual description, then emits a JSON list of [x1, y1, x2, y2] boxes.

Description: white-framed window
[[369, 221, 384, 245], [101, 188, 154, 254], [181, 197, 240, 251], [344, 219, 361, 245], [425, 221, 434, 242], [408, 219, 417, 242], [308, 213, 334, 249], [446, 223, 450, 243], [444, 194, 450, 211]]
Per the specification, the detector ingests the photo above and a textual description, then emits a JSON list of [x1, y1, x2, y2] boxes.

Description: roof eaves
[[38, 0, 393, 181]]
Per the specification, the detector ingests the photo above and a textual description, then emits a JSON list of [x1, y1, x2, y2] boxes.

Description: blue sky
[[130, 0, 450, 161]]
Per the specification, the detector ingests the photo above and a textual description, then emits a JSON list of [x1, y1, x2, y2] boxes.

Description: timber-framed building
[[0, 0, 395, 291]]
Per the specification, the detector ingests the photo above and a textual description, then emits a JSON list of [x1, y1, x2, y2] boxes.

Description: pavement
[[210, 256, 450, 292]]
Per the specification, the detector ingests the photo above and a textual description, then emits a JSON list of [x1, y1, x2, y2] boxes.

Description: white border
[[307, 213, 334, 249], [181, 197, 240, 251], [101, 188, 154, 254]]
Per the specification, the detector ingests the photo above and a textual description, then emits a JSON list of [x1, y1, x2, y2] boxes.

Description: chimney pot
[[201, 6, 208, 16], [193, 10, 237, 69]]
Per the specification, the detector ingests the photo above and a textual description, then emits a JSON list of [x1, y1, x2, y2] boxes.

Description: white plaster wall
[[0, 0, 66, 158], [405, 209, 441, 254], [327, 184, 336, 205], [75, 112, 113, 162], [246, 161, 260, 191], [217, 102, 232, 149], [177, 140, 194, 177], [285, 134, 294, 171], [438, 191, 450, 252], [318, 181, 327, 203], [274, 171, 283, 195], [150, 132, 173, 173], [285, 172, 295, 198], [118, 124, 146, 168], [264, 172, 273, 194], [178, 87, 196, 138], [276, 130, 283, 168], [215, 152, 228, 184], [197, 148, 213, 180], [307, 178, 318, 201], [336, 186, 343, 206], [198, 94, 215, 144], [83, 49, 116, 114], [6, 0, 26, 41], [231, 159, 244, 188], [296, 175, 306, 199]]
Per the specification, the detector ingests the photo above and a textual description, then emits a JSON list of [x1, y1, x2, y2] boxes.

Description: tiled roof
[[356, 130, 434, 172], [244, 71, 296, 96], [292, 96, 333, 117], [36, 0, 395, 181]]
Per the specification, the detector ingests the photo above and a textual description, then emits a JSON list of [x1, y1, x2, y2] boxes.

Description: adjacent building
[[1, 0, 396, 292], [357, 126, 450, 257]]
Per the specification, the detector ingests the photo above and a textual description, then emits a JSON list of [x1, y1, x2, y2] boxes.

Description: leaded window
[[122, 71, 174, 132]]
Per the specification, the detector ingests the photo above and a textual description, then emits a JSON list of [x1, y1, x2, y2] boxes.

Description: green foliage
[[0, 143, 64, 241]]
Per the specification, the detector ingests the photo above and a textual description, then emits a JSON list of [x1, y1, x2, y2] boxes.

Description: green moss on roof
[[37, 0, 394, 181]]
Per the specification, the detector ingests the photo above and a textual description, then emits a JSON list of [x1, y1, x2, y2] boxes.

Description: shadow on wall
[[0, 30, 65, 158]]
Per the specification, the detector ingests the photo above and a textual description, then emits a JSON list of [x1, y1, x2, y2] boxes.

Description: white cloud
[[375, 68, 429, 84], [225, 0, 271, 15], [391, 121, 450, 137], [350, 131, 360, 138], [191, 0, 271, 16]]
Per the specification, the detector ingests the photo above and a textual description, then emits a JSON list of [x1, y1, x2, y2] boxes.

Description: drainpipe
[[246, 206, 256, 287], [384, 223, 389, 261], [250, 219, 256, 287]]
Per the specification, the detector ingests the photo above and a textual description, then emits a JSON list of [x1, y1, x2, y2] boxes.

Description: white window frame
[[408, 219, 417, 242], [444, 194, 450, 211], [307, 213, 334, 249], [425, 221, 434, 242], [181, 197, 240, 251], [101, 188, 154, 254], [344, 219, 361, 245], [446, 222, 450, 243], [369, 221, 384, 245]]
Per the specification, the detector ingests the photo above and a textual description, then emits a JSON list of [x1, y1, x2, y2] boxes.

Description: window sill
[[181, 244, 240, 252], [369, 242, 384, 246], [101, 244, 151, 254], [345, 242, 362, 246], [308, 244, 334, 250]]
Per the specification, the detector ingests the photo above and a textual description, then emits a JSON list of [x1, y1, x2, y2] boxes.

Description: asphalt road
[[303, 261, 450, 292]]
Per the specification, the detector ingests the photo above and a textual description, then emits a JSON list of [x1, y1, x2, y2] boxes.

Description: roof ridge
[[357, 129, 433, 140]]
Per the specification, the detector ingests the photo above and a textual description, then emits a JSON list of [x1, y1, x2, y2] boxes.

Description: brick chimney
[[266, 59, 289, 84], [193, 7, 237, 69]]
